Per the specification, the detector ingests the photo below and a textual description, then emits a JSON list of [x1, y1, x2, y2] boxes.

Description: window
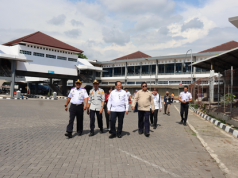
[[183, 63, 192, 73], [159, 64, 164, 73], [122, 67, 125, 75], [114, 67, 122, 76], [176, 63, 182, 73], [68, 58, 77, 62], [202, 68, 209, 72], [37, 47, 39, 49], [20, 50, 31, 55], [103, 68, 113, 77], [158, 81, 168, 84], [136, 82, 143, 85], [46, 54, 56, 59], [102, 82, 108, 85], [182, 81, 191, 84], [57, 56, 67, 60], [128, 66, 135, 75], [169, 81, 180, 84], [96, 72, 101, 77], [151, 65, 156, 74], [165, 64, 174, 73], [135, 66, 140, 74], [142, 65, 150, 74], [127, 82, 135, 85], [33, 52, 44, 57]]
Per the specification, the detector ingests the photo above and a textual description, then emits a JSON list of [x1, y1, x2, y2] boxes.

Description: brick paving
[[0, 100, 225, 178]]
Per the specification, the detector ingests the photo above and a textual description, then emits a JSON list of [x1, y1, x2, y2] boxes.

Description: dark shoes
[[183, 122, 187, 126], [179, 121, 183, 124], [78, 132, 82, 136], [100, 129, 104, 134], [163, 113, 166, 115], [65, 132, 72, 138], [117, 134, 122, 138], [109, 130, 112, 134], [153, 126, 156, 129], [89, 132, 94, 137], [138, 130, 143, 135], [109, 134, 116, 139], [144, 132, 150, 137]]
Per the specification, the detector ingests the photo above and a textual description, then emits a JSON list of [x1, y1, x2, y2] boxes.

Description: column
[[209, 70, 215, 103], [35, 83, 38, 95], [125, 62, 127, 85], [140, 62, 142, 79], [112, 65, 114, 77], [62, 79, 67, 96], [49, 78, 52, 96], [174, 59, 176, 75], [10, 60, 16, 97], [155, 60, 158, 85]]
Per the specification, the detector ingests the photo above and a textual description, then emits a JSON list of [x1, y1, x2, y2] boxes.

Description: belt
[[71, 103, 83, 106]]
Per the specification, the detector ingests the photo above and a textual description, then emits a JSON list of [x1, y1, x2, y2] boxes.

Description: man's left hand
[[99, 108, 103, 114], [152, 110, 154, 113], [160, 109, 162, 112], [84, 106, 87, 110], [125, 111, 129, 115]]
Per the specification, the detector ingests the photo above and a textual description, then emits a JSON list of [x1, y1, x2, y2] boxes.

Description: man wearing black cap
[[87, 80, 105, 136], [64, 79, 88, 138]]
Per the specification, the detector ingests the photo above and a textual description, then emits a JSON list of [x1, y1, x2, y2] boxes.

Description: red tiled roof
[[199, 41, 238, 53], [3, 31, 83, 53], [112, 51, 151, 61]]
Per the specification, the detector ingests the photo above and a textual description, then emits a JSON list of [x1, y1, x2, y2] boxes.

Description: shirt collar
[[115, 89, 122, 92], [75, 87, 81, 90]]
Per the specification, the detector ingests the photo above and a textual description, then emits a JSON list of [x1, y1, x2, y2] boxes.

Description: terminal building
[[1, 31, 238, 97]]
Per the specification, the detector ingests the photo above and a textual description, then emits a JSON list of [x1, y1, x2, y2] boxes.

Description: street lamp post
[[145, 59, 151, 90], [186, 49, 193, 84]]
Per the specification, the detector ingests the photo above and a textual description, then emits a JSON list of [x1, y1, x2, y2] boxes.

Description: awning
[[0, 53, 33, 62], [191, 47, 238, 72]]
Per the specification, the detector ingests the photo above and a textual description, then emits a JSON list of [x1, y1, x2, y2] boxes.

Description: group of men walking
[[64, 79, 192, 139]]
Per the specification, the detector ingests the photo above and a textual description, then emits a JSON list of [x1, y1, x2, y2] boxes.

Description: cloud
[[71, 19, 84, 27], [181, 18, 204, 31], [64, 29, 81, 38], [48, 14, 66, 26], [102, 27, 130, 46]]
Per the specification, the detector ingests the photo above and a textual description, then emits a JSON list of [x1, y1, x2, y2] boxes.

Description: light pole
[[186, 49, 193, 84], [145, 59, 151, 90]]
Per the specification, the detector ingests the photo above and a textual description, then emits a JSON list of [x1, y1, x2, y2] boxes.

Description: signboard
[[179, 83, 182, 85], [48, 70, 54, 74]]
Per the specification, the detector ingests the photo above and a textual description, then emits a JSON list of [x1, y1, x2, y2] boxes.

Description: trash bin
[[53, 92, 57, 100], [21, 95, 23, 99], [16, 90, 21, 99]]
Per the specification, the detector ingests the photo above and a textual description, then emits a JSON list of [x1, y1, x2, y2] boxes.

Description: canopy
[[76, 58, 107, 72], [192, 47, 238, 72]]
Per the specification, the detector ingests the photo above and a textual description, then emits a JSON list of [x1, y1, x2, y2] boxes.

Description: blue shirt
[[68, 87, 89, 105]]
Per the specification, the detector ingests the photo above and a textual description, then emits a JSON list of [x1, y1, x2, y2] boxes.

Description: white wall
[[3, 44, 79, 76]]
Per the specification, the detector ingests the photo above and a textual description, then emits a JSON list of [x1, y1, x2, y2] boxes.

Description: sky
[[0, 0, 238, 61]]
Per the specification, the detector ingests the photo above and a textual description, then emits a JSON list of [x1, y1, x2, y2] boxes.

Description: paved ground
[[0, 100, 225, 178]]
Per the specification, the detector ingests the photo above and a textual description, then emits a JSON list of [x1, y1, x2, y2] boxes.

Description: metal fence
[[189, 67, 238, 120]]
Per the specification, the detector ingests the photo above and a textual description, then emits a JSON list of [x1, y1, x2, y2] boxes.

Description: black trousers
[[150, 109, 158, 127], [138, 111, 150, 133], [90, 110, 103, 132], [180, 103, 189, 123], [110, 112, 125, 135], [104, 104, 110, 129], [66, 104, 84, 133]]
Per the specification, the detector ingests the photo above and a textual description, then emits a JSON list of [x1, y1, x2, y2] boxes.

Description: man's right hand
[[132, 106, 135, 111], [107, 110, 111, 114], [65, 107, 68, 111]]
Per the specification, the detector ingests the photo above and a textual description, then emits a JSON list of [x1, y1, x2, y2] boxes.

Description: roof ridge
[[21, 31, 40, 42], [199, 40, 238, 53]]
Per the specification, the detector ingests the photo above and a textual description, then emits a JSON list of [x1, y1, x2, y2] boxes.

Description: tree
[[78, 53, 88, 59]]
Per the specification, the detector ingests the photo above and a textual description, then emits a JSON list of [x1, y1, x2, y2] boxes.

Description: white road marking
[[174, 105, 229, 175], [110, 144, 181, 177]]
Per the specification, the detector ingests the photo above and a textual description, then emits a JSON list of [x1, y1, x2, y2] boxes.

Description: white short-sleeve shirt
[[179, 91, 192, 102], [68, 87, 89, 105]]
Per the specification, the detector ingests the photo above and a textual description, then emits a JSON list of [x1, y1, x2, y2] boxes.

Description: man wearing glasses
[[64, 79, 89, 138], [132, 82, 155, 137], [107, 81, 129, 139]]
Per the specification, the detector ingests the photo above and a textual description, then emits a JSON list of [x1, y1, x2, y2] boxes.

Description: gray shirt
[[88, 88, 105, 111]]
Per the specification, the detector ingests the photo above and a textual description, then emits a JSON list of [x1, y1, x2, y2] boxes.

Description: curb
[[190, 107, 238, 139], [0, 97, 28, 100]]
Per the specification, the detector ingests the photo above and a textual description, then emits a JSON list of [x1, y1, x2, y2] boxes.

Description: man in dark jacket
[[163, 91, 171, 116]]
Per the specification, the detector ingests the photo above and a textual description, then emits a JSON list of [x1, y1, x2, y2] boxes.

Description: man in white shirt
[[64, 79, 89, 138], [150, 88, 162, 129], [107, 81, 129, 139], [178, 86, 193, 126]]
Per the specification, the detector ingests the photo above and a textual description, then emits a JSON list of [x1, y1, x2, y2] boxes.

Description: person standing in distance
[[132, 82, 155, 137], [150, 88, 162, 129], [125, 88, 131, 101], [171, 92, 174, 103], [179, 86, 192, 126], [87, 80, 105, 136], [65, 79, 88, 138], [164, 91, 172, 116], [107, 81, 129, 139]]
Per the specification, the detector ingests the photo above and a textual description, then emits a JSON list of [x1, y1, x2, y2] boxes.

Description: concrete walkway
[[174, 104, 238, 178], [0, 100, 226, 178]]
